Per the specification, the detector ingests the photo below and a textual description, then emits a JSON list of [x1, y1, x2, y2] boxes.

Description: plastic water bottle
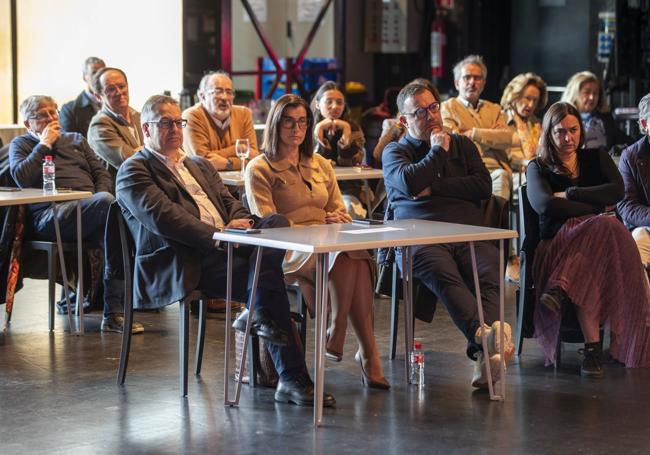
[[410, 341, 425, 386], [42, 155, 56, 194]]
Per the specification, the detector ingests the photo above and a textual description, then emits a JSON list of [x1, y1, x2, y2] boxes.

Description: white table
[[0, 124, 27, 147], [214, 219, 517, 426], [1, 189, 92, 334], [219, 166, 385, 216]]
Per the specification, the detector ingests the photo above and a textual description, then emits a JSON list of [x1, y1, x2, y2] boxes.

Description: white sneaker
[[471, 321, 515, 389], [472, 351, 503, 389], [475, 321, 515, 363]]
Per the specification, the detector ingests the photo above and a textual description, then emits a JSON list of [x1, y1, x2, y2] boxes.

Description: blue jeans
[[197, 214, 306, 381], [31, 192, 123, 317]]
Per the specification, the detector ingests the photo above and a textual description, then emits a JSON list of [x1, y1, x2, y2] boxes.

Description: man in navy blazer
[[115, 94, 334, 407], [617, 93, 650, 269]]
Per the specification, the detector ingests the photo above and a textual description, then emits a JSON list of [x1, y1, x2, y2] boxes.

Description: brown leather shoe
[[206, 298, 244, 313]]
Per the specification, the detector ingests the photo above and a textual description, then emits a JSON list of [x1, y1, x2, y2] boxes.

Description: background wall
[[15, 0, 183, 118], [0, 0, 13, 124], [231, 0, 334, 92]]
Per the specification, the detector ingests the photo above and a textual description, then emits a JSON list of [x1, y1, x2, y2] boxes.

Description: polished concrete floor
[[2, 279, 650, 455]]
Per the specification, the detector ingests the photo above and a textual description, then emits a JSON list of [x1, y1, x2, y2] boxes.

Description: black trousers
[[198, 214, 306, 380], [397, 241, 500, 360]]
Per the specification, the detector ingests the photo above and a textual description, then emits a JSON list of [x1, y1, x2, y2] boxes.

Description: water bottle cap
[[44, 155, 53, 161], [414, 342, 422, 350]]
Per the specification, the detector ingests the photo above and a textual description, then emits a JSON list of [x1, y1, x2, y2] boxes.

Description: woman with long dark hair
[[244, 94, 389, 391], [526, 101, 650, 377]]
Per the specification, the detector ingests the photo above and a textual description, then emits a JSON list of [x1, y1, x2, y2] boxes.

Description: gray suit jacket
[[88, 107, 144, 169], [115, 148, 251, 308]]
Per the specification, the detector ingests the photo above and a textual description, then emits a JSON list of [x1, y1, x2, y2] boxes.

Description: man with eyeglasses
[[383, 82, 514, 390], [8, 95, 144, 333], [59, 56, 105, 137], [116, 95, 317, 404], [88, 67, 144, 170], [441, 55, 512, 200], [183, 71, 258, 171]]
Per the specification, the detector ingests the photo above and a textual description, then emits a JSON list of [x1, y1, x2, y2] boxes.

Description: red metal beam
[[220, 0, 232, 73]]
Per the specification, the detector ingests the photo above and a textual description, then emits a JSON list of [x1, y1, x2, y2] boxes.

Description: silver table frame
[[1, 189, 92, 334], [214, 219, 517, 426]]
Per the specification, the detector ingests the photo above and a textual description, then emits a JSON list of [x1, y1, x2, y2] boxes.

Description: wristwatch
[[225, 158, 234, 171]]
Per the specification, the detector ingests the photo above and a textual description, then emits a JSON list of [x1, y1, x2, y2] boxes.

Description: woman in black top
[[527, 102, 650, 377]]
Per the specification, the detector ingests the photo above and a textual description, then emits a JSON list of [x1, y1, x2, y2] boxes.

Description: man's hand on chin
[[430, 130, 450, 152]]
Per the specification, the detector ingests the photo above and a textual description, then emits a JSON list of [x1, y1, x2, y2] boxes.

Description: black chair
[[515, 184, 586, 366], [112, 202, 209, 397], [23, 240, 85, 331]]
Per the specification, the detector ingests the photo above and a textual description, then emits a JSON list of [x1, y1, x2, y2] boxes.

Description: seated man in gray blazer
[[115, 94, 334, 407], [88, 67, 144, 169]]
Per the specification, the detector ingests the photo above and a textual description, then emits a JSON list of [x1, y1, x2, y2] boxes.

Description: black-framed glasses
[[403, 102, 440, 119], [280, 116, 309, 129], [148, 119, 188, 129], [28, 110, 59, 121]]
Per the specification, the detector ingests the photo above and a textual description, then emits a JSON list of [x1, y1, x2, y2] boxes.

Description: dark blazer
[[59, 91, 100, 138], [383, 132, 492, 226], [617, 136, 650, 229], [526, 148, 624, 239], [115, 148, 251, 308]]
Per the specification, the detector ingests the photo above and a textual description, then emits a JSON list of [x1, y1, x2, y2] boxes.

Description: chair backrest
[[105, 201, 134, 284], [518, 184, 540, 257]]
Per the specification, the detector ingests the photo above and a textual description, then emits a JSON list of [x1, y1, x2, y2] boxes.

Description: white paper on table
[[341, 227, 405, 234]]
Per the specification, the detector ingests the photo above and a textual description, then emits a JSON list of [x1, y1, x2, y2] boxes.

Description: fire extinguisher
[[431, 12, 446, 79]]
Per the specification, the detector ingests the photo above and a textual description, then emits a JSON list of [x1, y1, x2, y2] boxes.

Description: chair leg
[[555, 337, 562, 369], [47, 247, 56, 332], [389, 263, 399, 360], [194, 299, 207, 375], [179, 299, 190, 397], [117, 291, 134, 385]]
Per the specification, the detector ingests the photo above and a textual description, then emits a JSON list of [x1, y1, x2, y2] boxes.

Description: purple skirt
[[533, 214, 650, 367]]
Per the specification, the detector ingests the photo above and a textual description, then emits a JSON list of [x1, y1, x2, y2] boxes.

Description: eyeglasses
[[403, 102, 440, 119], [148, 119, 188, 129], [280, 116, 309, 129], [461, 74, 484, 82], [28, 110, 59, 121], [204, 88, 235, 97], [103, 83, 128, 96]]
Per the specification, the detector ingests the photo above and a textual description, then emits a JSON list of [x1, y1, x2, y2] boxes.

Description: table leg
[[499, 239, 506, 399], [76, 201, 84, 334], [225, 245, 263, 406], [469, 241, 504, 401], [51, 203, 76, 335], [402, 247, 414, 383], [223, 242, 234, 406], [363, 179, 373, 218], [313, 253, 329, 426]]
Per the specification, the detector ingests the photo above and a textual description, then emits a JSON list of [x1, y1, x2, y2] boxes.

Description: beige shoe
[[475, 321, 515, 363]]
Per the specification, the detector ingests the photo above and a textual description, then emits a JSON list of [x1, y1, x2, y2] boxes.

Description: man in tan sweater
[[441, 55, 512, 200], [182, 71, 258, 171]]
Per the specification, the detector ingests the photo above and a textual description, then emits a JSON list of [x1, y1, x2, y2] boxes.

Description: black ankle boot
[[581, 342, 604, 378]]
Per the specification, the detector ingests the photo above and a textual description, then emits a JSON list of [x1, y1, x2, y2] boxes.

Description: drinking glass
[[235, 138, 250, 178]]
